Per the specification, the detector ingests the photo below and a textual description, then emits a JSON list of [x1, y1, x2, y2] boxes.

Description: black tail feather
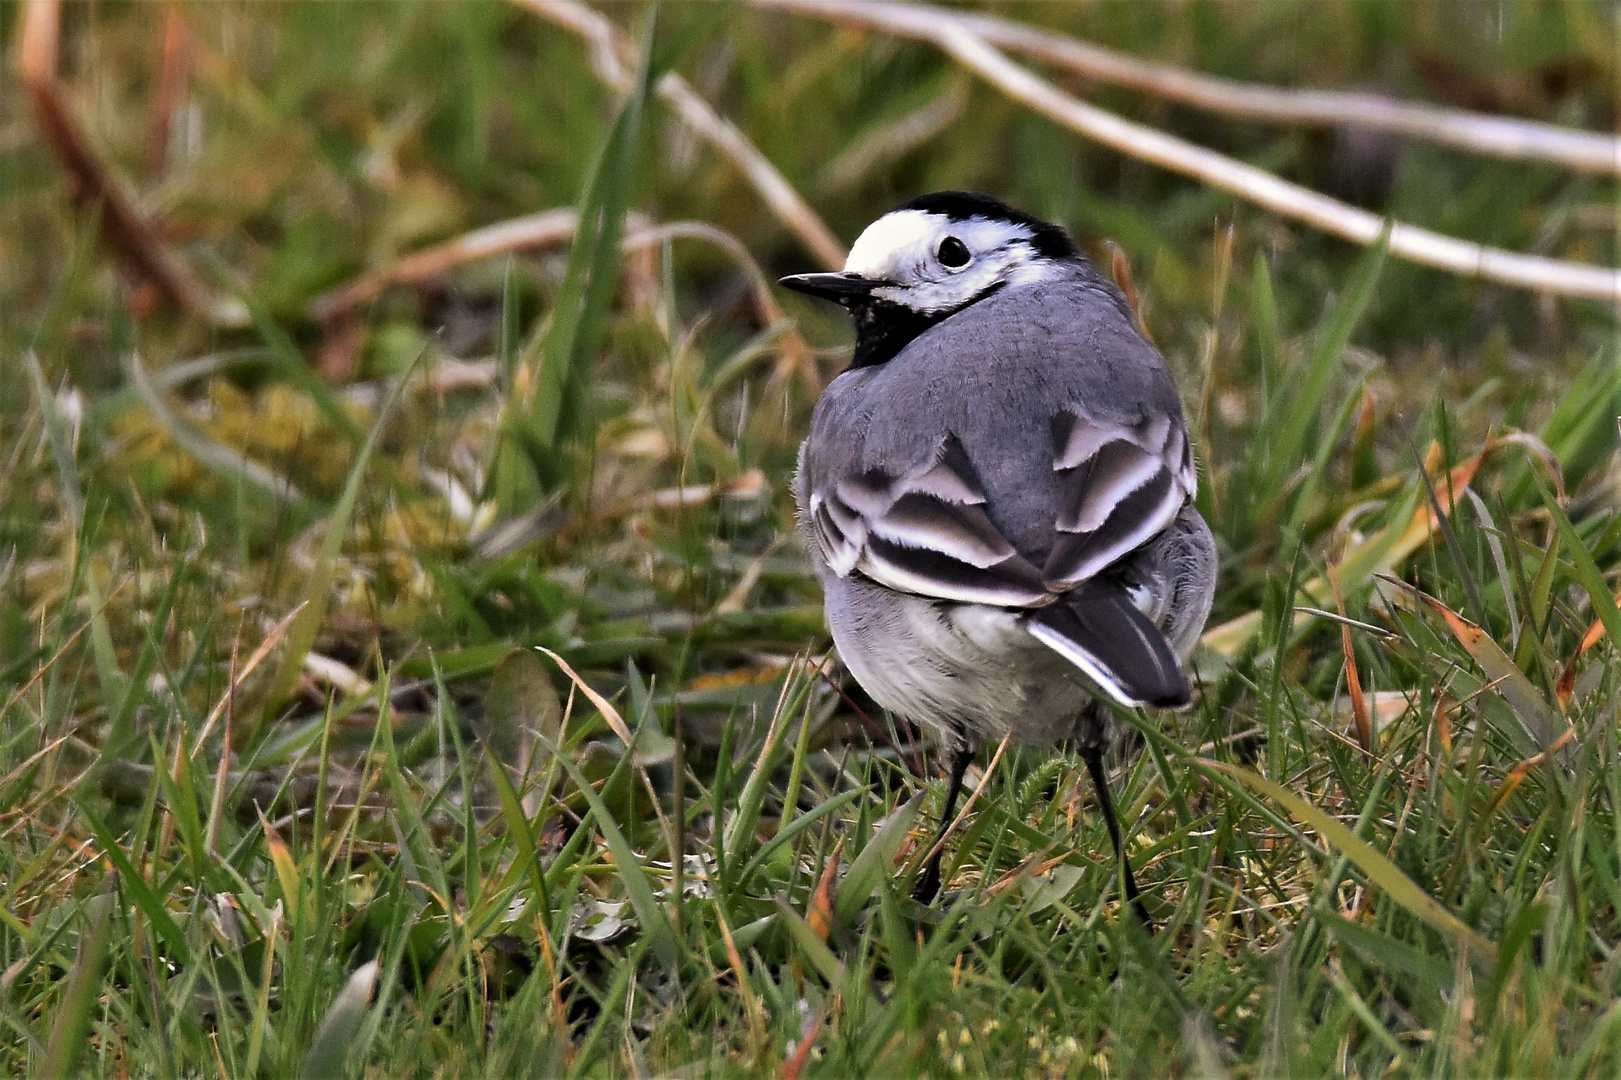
[[1029, 579, 1189, 708]]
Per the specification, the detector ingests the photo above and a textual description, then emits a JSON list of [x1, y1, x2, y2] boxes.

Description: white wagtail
[[782, 192, 1216, 915]]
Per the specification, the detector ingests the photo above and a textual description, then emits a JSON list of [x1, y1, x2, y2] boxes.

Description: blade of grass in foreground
[[1199, 759, 1497, 968], [534, 731, 680, 970], [1534, 473, 1621, 652], [525, 6, 658, 480], [299, 960, 380, 1080], [261, 356, 421, 724], [833, 790, 925, 925], [39, 893, 113, 1080], [25, 352, 125, 722]]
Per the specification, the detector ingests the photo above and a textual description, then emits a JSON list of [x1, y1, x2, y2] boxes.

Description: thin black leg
[[912, 743, 976, 904], [1079, 742, 1153, 931]]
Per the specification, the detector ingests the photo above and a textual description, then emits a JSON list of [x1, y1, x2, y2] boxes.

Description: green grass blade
[[38, 893, 113, 1080], [833, 790, 924, 925], [723, 677, 803, 867], [1264, 225, 1388, 503], [529, 8, 658, 462], [1534, 474, 1621, 652], [231, 274, 364, 446], [74, 802, 189, 957], [1200, 759, 1497, 968], [731, 787, 865, 898], [262, 358, 419, 719], [25, 351, 124, 713], [535, 732, 680, 969], [298, 960, 380, 1080], [126, 354, 306, 504]]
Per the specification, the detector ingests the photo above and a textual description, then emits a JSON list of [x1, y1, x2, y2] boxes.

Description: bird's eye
[[937, 236, 971, 269]]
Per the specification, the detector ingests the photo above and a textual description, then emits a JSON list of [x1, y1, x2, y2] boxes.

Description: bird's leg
[[1079, 741, 1153, 931], [912, 742, 977, 904]]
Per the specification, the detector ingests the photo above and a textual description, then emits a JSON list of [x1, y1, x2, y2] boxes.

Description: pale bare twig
[[512, 0, 847, 271], [18, 0, 249, 326], [765, 3, 1618, 301], [764, 0, 1621, 177], [313, 209, 581, 319], [933, 27, 1618, 301], [313, 209, 797, 333]]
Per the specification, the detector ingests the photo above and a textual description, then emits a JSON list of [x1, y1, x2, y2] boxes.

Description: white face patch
[[843, 210, 1065, 314]]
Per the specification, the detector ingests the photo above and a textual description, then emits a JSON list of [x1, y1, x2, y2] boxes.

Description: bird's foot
[[911, 859, 943, 904]]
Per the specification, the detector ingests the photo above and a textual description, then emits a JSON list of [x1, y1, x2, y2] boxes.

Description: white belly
[[823, 573, 1094, 747]]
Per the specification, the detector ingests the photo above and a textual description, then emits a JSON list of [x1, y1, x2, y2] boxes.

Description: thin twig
[[919, 729, 1013, 875], [512, 0, 847, 270], [146, 4, 191, 180], [781, 8, 1617, 301], [763, 0, 1621, 176], [313, 209, 580, 319], [313, 210, 796, 334], [18, 0, 248, 326]]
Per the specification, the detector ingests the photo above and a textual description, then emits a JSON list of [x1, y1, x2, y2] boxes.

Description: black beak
[[778, 272, 882, 303]]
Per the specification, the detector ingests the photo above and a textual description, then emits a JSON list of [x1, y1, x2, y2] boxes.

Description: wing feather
[[805, 408, 1195, 611], [1043, 408, 1195, 590]]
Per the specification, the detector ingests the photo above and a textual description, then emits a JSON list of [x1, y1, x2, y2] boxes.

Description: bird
[[782, 191, 1216, 917]]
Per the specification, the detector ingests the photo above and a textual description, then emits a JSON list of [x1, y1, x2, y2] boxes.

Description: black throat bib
[[845, 281, 1006, 370]]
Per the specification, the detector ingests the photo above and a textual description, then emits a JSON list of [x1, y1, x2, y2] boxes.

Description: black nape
[[896, 190, 1081, 264]]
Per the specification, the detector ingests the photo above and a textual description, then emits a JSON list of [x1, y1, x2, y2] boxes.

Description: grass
[[2, 1, 1620, 1076]]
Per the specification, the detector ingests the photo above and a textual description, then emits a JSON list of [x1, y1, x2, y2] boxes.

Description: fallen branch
[[770, 6, 1617, 301], [763, 0, 1621, 176], [513, 0, 847, 271], [18, 0, 248, 326]]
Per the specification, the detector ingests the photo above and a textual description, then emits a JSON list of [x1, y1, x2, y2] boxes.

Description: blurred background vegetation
[[1, 1, 1619, 1076]]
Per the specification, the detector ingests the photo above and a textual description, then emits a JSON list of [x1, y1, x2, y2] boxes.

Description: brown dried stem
[[146, 4, 192, 180], [760, 0, 1621, 176], [512, 0, 847, 271], [18, 0, 248, 326]]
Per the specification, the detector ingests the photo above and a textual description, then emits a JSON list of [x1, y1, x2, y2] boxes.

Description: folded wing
[[806, 409, 1198, 705]]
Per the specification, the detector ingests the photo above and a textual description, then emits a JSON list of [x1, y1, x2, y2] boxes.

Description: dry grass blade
[[1559, 602, 1619, 708], [534, 646, 634, 748], [516, 0, 846, 270], [193, 603, 308, 747], [764, 3, 1619, 301], [766, 0, 1621, 176], [1478, 729, 1577, 826], [1330, 574, 1373, 753], [18, 0, 248, 325], [917, 729, 1013, 879], [145, 5, 191, 180], [1418, 590, 1572, 764]]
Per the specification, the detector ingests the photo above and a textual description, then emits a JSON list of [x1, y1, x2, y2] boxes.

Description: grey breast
[[802, 270, 1186, 566]]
